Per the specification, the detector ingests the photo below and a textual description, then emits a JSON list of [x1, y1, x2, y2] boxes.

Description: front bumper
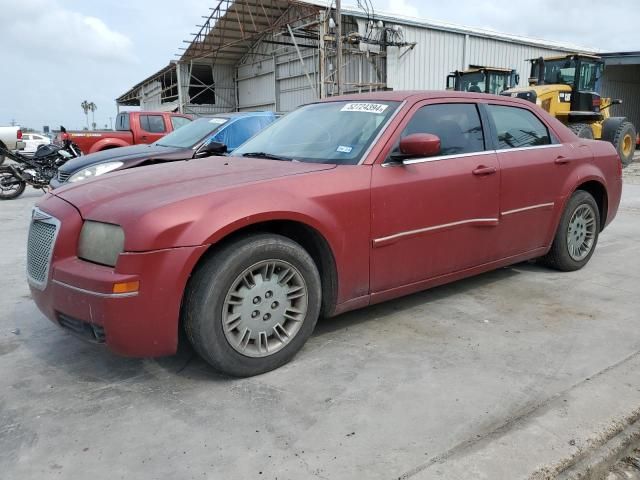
[[29, 194, 207, 357]]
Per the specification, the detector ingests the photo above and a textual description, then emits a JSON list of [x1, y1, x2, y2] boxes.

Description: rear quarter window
[[487, 105, 551, 149]]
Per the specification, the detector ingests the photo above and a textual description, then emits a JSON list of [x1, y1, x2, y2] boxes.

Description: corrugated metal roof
[[300, 0, 599, 54]]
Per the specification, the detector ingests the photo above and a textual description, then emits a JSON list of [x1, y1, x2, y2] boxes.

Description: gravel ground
[[622, 152, 640, 184]]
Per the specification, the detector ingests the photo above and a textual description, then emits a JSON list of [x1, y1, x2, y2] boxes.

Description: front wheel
[[182, 234, 322, 377], [540, 190, 600, 271], [0, 167, 26, 200]]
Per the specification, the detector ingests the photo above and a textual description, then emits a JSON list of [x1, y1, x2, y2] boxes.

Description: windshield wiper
[[241, 152, 291, 161]]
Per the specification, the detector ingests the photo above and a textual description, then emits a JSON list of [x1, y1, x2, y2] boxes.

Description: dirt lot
[[1, 177, 640, 480]]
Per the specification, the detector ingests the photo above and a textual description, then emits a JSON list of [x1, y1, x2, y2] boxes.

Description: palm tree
[[88, 102, 97, 130], [81, 100, 90, 129]]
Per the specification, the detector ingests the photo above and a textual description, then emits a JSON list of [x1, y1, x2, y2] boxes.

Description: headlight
[[68, 161, 124, 183], [78, 221, 125, 267]]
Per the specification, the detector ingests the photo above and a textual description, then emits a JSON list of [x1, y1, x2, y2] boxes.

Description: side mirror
[[395, 133, 441, 160], [514, 74, 521, 85], [195, 141, 227, 158]]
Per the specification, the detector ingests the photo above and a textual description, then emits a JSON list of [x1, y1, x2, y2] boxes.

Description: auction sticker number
[[341, 103, 389, 114]]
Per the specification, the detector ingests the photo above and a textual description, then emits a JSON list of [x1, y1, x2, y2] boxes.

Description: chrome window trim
[[52, 279, 139, 298], [502, 202, 555, 216], [358, 100, 408, 166], [400, 149, 496, 166], [373, 218, 498, 247], [382, 142, 564, 167], [496, 144, 563, 153], [26, 207, 61, 291]]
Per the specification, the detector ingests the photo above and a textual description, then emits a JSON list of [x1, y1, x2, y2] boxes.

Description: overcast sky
[[0, 0, 637, 130]]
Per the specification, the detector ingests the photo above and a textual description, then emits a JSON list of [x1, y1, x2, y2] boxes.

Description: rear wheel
[[540, 190, 600, 271], [569, 123, 594, 139], [0, 167, 26, 200], [182, 234, 322, 377], [612, 121, 636, 167]]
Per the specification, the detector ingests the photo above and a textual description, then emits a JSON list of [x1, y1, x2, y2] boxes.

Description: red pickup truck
[[60, 111, 192, 154]]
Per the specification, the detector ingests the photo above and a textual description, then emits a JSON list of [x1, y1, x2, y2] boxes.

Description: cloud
[[372, 0, 640, 52], [383, 0, 419, 18], [0, 0, 136, 65]]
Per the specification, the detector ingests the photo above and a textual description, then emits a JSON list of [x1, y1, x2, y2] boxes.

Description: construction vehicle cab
[[446, 66, 519, 95], [503, 54, 636, 166]]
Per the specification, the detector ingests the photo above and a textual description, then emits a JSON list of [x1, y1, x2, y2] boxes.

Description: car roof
[[315, 90, 534, 107], [202, 111, 276, 120]]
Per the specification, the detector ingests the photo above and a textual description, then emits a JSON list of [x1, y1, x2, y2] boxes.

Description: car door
[[370, 100, 501, 293], [139, 114, 167, 144], [484, 103, 576, 257]]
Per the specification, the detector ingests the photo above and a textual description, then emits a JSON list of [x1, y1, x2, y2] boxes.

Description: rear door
[[138, 114, 167, 144], [484, 103, 575, 257], [370, 100, 501, 293]]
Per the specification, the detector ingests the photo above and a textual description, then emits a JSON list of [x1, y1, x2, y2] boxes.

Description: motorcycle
[[0, 128, 82, 200]]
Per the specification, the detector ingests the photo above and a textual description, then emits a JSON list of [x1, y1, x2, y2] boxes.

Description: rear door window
[[140, 115, 166, 134], [393, 103, 486, 157], [487, 105, 551, 149]]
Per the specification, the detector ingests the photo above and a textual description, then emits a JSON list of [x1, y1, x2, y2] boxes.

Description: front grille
[[57, 170, 71, 183], [26, 209, 60, 289], [58, 314, 106, 343]]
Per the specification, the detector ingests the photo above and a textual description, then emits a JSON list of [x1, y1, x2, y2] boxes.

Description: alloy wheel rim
[[566, 204, 596, 261], [623, 134, 633, 157], [222, 259, 308, 358]]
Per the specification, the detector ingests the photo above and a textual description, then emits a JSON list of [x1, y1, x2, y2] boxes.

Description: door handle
[[554, 156, 570, 165], [472, 165, 497, 176]]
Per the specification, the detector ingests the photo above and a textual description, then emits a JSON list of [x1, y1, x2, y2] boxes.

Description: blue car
[[50, 111, 277, 188]]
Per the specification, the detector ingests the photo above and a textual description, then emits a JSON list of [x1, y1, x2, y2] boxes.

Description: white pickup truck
[[0, 126, 24, 165]]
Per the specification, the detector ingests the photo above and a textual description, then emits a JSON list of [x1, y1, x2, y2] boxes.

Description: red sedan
[[27, 91, 622, 376]]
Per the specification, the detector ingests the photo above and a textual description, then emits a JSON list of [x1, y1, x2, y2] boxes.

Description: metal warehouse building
[[116, 0, 639, 130]]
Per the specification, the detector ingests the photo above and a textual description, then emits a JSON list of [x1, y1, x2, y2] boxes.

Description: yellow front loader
[[503, 54, 636, 166]]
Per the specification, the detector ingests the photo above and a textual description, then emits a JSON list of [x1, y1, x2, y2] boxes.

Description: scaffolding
[[116, 0, 417, 114]]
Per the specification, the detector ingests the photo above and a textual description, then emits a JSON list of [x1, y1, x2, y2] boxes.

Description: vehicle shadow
[[20, 261, 542, 385], [314, 262, 536, 336]]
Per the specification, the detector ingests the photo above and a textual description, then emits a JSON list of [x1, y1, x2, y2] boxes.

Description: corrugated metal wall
[[387, 25, 573, 91], [237, 31, 320, 113], [601, 65, 640, 131]]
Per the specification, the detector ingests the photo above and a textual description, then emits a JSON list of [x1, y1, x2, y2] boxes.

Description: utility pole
[[336, 0, 343, 95], [318, 11, 326, 99]]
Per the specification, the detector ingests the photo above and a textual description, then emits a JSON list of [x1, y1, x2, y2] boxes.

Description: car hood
[[59, 144, 188, 173], [54, 156, 337, 224]]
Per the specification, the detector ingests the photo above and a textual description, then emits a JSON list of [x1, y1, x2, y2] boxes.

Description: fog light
[[112, 281, 139, 294]]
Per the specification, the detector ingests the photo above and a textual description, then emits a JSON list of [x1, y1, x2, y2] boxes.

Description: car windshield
[[459, 72, 486, 93], [155, 117, 228, 148], [233, 101, 401, 165], [542, 59, 578, 86]]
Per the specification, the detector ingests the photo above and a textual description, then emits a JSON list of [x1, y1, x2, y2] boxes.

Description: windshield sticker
[[209, 118, 227, 124], [340, 103, 389, 114], [336, 145, 353, 153]]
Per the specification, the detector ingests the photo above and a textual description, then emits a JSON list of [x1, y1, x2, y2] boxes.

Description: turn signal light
[[112, 281, 139, 294]]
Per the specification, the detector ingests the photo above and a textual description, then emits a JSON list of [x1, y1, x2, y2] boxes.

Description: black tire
[[541, 190, 600, 272], [611, 121, 636, 167], [0, 154, 4, 166], [0, 167, 26, 200], [182, 233, 322, 377], [569, 123, 594, 139]]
